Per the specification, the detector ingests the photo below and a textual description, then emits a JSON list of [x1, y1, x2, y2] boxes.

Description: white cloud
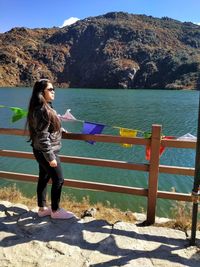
[[60, 17, 80, 27], [193, 22, 200, 25]]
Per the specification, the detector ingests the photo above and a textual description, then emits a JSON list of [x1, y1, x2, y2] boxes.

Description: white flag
[[58, 109, 76, 121], [177, 133, 197, 141]]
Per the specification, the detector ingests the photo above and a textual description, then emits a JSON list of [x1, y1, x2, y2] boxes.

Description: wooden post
[[146, 124, 162, 224]]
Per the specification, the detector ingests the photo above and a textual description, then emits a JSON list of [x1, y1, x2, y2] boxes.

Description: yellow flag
[[119, 128, 138, 148]]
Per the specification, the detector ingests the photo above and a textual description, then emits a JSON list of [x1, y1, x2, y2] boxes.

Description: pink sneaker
[[51, 208, 75, 219], [38, 207, 51, 217]]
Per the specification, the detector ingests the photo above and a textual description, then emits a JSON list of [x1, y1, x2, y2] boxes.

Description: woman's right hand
[[49, 159, 57, 167]]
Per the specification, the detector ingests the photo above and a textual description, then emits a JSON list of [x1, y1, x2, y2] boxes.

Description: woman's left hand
[[49, 159, 57, 167]]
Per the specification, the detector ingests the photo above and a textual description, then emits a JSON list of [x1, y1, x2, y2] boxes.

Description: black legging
[[33, 149, 64, 211]]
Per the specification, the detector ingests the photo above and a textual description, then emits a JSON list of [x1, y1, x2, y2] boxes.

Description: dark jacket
[[32, 105, 62, 162]]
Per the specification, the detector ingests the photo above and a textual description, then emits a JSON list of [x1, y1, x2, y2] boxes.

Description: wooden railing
[[0, 125, 196, 224]]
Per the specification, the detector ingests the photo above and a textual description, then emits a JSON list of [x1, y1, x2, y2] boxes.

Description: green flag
[[143, 132, 152, 139], [0, 105, 28, 122], [9, 107, 28, 122]]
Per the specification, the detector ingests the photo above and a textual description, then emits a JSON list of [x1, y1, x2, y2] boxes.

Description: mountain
[[1, 12, 200, 89]]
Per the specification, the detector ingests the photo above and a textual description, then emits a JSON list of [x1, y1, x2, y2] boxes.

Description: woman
[[26, 79, 75, 219]]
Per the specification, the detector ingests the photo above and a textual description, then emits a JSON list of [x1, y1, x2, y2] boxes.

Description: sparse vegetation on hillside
[[0, 12, 200, 89], [0, 185, 136, 224]]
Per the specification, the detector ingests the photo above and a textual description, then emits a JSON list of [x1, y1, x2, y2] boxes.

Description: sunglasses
[[46, 88, 55, 92]]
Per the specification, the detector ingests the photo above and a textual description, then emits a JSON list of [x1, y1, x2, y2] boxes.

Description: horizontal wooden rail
[[161, 139, 196, 149], [157, 190, 192, 202], [159, 165, 195, 176], [0, 150, 35, 159], [0, 128, 197, 148], [0, 128, 28, 136], [62, 132, 150, 145], [0, 128, 150, 145], [0, 149, 149, 172], [0, 171, 192, 202], [0, 149, 195, 175], [0, 171, 147, 196]]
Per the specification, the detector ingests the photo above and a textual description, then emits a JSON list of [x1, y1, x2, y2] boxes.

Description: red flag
[[145, 136, 176, 161]]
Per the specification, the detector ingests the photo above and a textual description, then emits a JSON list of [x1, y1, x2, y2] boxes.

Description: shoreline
[[0, 86, 197, 90]]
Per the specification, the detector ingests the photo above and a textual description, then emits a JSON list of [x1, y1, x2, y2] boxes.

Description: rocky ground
[[0, 200, 200, 267]]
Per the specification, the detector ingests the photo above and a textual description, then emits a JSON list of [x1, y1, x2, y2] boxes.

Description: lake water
[[0, 87, 199, 217]]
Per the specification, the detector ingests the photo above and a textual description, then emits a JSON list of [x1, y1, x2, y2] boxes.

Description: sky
[[0, 0, 200, 33]]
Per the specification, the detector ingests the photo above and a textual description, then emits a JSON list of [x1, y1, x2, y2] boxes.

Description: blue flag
[[82, 121, 105, 144]]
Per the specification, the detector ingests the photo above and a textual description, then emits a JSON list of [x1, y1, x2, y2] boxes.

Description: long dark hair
[[26, 79, 61, 141]]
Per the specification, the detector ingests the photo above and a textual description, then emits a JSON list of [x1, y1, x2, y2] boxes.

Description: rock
[[0, 201, 199, 266], [81, 207, 97, 218]]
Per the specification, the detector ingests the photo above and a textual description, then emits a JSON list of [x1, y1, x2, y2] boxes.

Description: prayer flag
[[0, 105, 28, 122], [58, 109, 76, 121], [119, 128, 138, 148], [145, 136, 176, 160], [177, 133, 196, 141], [143, 132, 152, 139], [82, 121, 105, 144], [10, 107, 28, 122]]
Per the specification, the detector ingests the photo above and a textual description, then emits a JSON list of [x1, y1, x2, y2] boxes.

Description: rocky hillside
[[1, 12, 200, 89]]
